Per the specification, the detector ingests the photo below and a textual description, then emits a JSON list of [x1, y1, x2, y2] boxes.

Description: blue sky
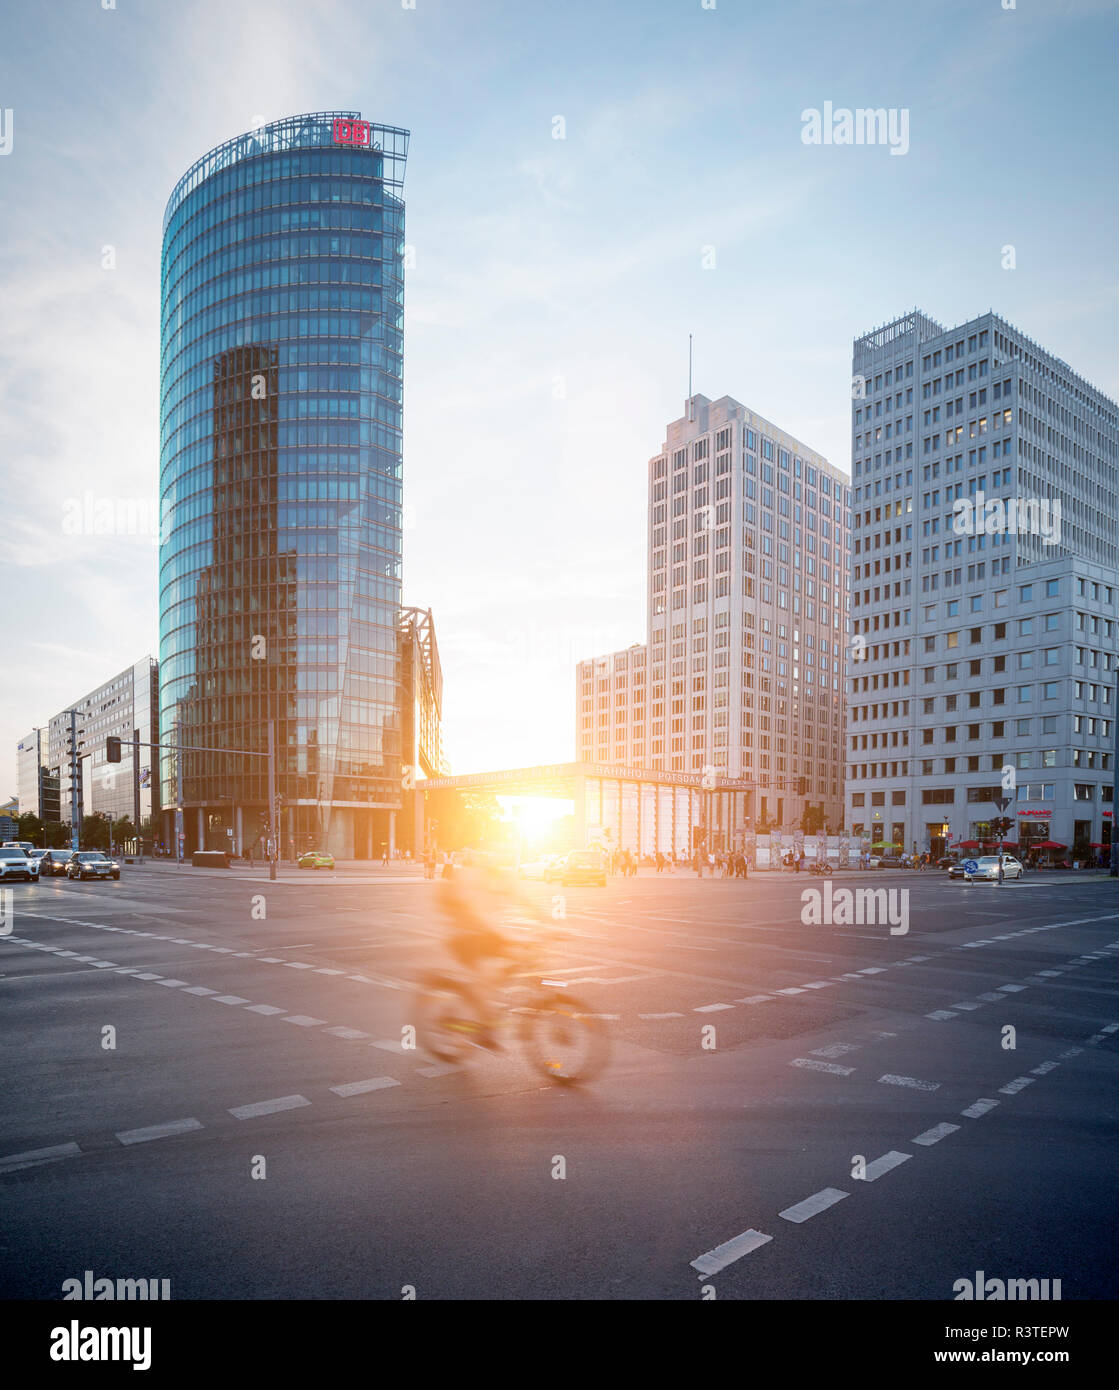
[[1, 0, 1117, 796]]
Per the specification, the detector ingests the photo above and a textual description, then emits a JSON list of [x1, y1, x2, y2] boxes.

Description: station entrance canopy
[[421, 761, 756, 856]]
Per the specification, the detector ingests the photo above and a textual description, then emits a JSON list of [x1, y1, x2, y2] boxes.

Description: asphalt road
[[1, 864, 1117, 1300]]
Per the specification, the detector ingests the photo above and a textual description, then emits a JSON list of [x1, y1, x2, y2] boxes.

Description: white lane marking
[[324, 1026, 371, 1040], [907, 955, 931, 962], [113, 967, 141, 975], [777, 987, 806, 995], [182, 986, 218, 996], [1059, 1047, 1083, 1058], [951, 1002, 982, 1011], [690, 1228, 772, 1277], [212, 995, 250, 1006], [1030, 1061, 1059, 1075], [371, 1039, 403, 1052], [879, 1074, 939, 1091], [134, 973, 163, 981], [977, 992, 1005, 1002], [243, 1004, 286, 1015], [857, 967, 886, 975], [802, 981, 832, 989], [926, 1010, 957, 1021], [694, 1003, 734, 1013], [156, 979, 188, 988], [999, 984, 1027, 992], [1037, 970, 1063, 978], [810, 1043, 860, 1058], [314, 968, 345, 976], [912, 1122, 960, 1146], [779, 1188, 849, 1223], [863, 1150, 912, 1181], [736, 995, 773, 1005], [329, 1077, 401, 1097], [0, 1141, 82, 1174], [116, 1118, 203, 1146], [259, 957, 285, 963], [999, 1077, 1035, 1095], [229, 1095, 310, 1119], [417, 1063, 463, 1077], [1102, 1023, 1119, 1034], [639, 1012, 684, 1019], [284, 962, 314, 970], [790, 1058, 855, 1076], [282, 1015, 326, 1027], [962, 1098, 999, 1118]]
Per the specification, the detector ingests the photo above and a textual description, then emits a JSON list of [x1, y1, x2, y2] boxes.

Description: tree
[[112, 816, 136, 846], [81, 813, 111, 851], [801, 803, 826, 835], [17, 812, 44, 845]]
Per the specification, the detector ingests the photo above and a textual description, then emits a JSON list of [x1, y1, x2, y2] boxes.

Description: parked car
[[66, 852, 116, 881], [0, 846, 39, 881], [297, 850, 335, 870], [561, 850, 608, 887], [951, 854, 1023, 882], [40, 849, 76, 877]]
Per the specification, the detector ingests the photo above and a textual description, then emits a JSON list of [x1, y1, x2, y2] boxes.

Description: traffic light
[[106, 736, 122, 763]]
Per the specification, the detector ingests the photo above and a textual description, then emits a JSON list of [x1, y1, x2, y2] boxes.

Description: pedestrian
[[693, 850, 703, 878]]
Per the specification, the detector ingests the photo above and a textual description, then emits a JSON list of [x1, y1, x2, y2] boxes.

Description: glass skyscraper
[[159, 111, 409, 859]]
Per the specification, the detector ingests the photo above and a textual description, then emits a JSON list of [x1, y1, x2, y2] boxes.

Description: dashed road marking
[[282, 1015, 326, 1027], [229, 1095, 310, 1119], [779, 1188, 849, 1223], [736, 995, 773, 1005], [694, 1003, 734, 1013], [329, 1077, 400, 1097], [243, 1004, 285, 1015], [212, 994, 250, 1005], [962, 1098, 999, 1118], [999, 1077, 1035, 1095], [182, 986, 218, 996], [912, 1123, 959, 1146], [0, 1141, 82, 1174], [117, 1118, 203, 1146], [639, 1012, 684, 1019], [790, 1058, 855, 1076], [324, 1026, 371, 1040], [879, 1074, 939, 1092], [926, 1010, 957, 1021], [863, 1151, 911, 1181], [690, 1228, 773, 1277]]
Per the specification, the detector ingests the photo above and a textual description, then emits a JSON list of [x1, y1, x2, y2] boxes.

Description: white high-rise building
[[846, 310, 1119, 861], [578, 394, 851, 838]]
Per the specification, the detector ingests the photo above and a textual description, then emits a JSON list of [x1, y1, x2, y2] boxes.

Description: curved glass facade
[[159, 111, 408, 858]]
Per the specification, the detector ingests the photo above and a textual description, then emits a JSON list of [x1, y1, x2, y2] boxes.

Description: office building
[[846, 310, 1119, 858], [159, 111, 419, 858], [578, 393, 851, 845], [16, 657, 160, 834]]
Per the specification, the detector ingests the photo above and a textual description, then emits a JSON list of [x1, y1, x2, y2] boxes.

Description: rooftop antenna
[[688, 332, 694, 421]]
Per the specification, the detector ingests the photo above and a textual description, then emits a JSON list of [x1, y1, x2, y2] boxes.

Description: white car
[[958, 854, 1023, 882], [0, 846, 39, 881]]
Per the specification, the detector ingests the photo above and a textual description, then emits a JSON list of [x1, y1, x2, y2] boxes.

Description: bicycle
[[410, 922, 611, 1085]]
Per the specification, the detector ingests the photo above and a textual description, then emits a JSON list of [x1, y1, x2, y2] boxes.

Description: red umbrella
[[1033, 841, 1066, 850], [1090, 842, 1108, 849], [957, 840, 982, 850]]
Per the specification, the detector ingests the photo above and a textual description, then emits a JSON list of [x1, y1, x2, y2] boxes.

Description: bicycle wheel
[[411, 972, 484, 1064], [519, 991, 611, 1085]]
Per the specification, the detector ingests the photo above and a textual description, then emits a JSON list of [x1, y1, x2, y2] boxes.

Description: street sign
[[994, 797, 1011, 813], [962, 859, 979, 875]]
